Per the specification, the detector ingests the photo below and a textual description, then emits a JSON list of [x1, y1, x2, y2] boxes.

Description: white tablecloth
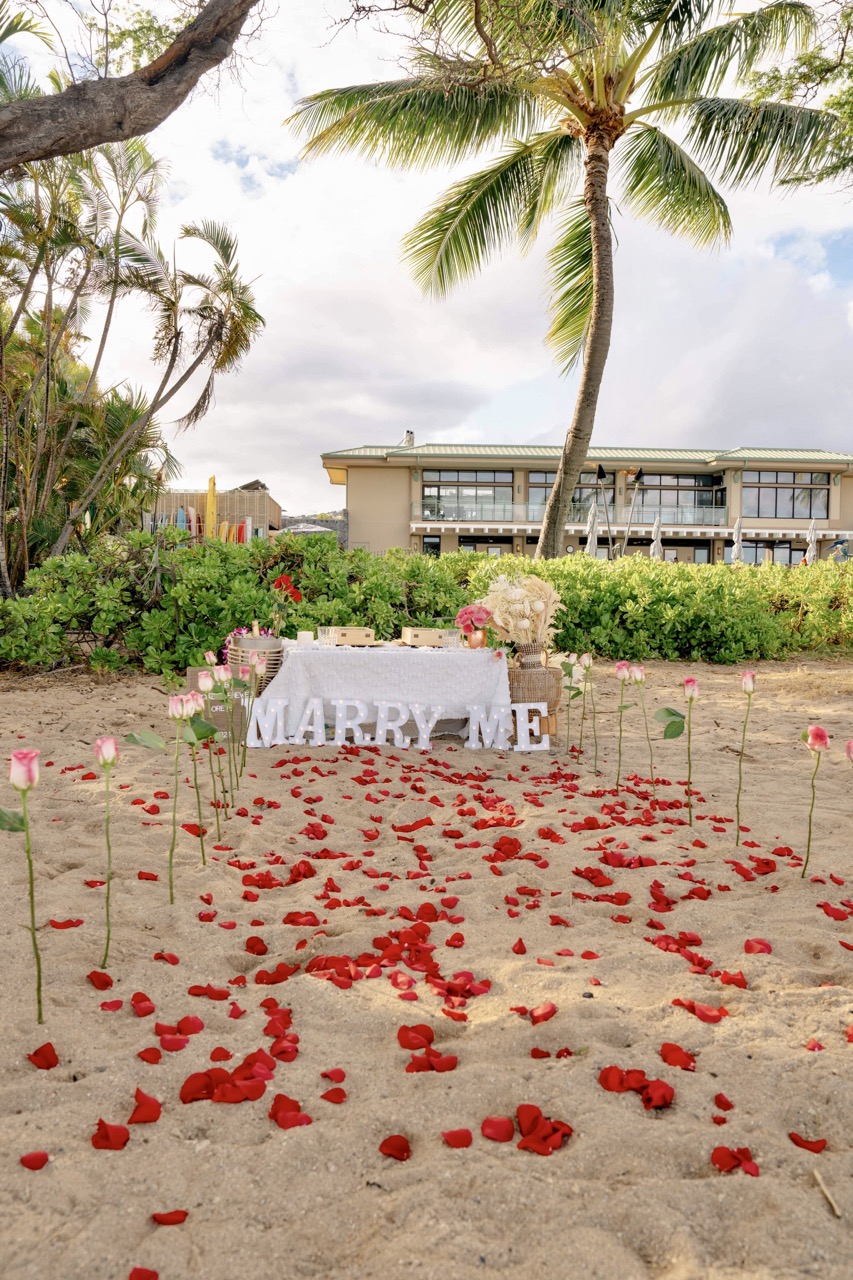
[[255, 646, 511, 739]]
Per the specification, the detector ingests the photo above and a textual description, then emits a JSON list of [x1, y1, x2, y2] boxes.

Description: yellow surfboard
[[218, 521, 229, 542]]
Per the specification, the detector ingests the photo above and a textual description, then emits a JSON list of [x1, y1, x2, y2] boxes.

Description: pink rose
[[846, 740, 853, 764], [9, 749, 40, 792], [741, 671, 756, 695], [94, 737, 118, 766], [197, 670, 214, 694], [805, 725, 829, 752], [615, 661, 631, 681], [683, 678, 699, 702], [630, 665, 645, 685]]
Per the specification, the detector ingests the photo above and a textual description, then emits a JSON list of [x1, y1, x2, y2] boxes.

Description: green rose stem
[[735, 673, 756, 847], [21, 790, 43, 1024], [630, 670, 655, 798], [167, 720, 182, 905], [240, 671, 259, 777], [215, 740, 230, 821], [614, 663, 630, 791], [683, 678, 699, 826], [94, 738, 119, 969], [205, 736, 222, 839], [801, 726, 828, 878], [589, 677, 599, 774], [577, 655, 592, 753], [189, 743, 206, 866]]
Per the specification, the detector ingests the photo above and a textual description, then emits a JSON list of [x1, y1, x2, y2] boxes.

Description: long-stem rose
[[801, 725, 828, 877], [735, 673, 755, 847], [8, 750, 43, 1022], [95, 738, 118, 967], [631, 666, 657, 801], [614, 661, 630, 790]]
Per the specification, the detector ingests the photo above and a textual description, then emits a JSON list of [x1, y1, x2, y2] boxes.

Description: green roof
[[322, 443, 853, 466]]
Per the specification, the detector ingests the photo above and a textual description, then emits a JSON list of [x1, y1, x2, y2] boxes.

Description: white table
[[252, 645, 511, 742]]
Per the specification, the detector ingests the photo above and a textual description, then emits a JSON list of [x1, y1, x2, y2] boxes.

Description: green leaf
[[0, 807, 26, 832], [288, 77, 540, 171], [403, 130, 579, 296], [545, 199, 597, 373], [655, 707, 686, 722], [686, 96, 842, 187], [126, 729, 168, 750], [663, 719, 686, 739], [618, 124, 731, 247], [184, 715, 218, 744], [617, 702, 637, 711]]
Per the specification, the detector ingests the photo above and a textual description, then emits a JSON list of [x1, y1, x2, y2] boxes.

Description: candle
[[297, 630, 315, 647]]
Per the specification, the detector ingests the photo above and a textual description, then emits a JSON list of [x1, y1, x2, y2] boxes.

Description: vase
[[509, 643, 562, 716], [466, 629, 487, 649], [227, 634, 283, 691]]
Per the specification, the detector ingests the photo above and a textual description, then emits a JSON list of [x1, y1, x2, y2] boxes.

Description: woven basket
[[227, 635, 283, 693], [508, 644, 562, 714]]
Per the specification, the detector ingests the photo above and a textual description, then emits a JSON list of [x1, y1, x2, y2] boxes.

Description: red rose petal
[[714, 1093, 734, 1111], [744, 938, 772, 954], [87, 971, 113, 991], [481, 1115, 515, 1142], [320, 1088, 347, 1104], [91, 1119, 130, 1150], [49, 918, 84, 929], [129, 1269, 159, 1280], [20, 1151, 49, 1170], [659, 1042, 696, 1071], [321, 1068, 346, 1083], [379, 1134, 411, 1160], [789, 1132, 827, 1153], [442, 1128, 473, 1148], [529, 1001, 557, 1026], [151, 1210, 188, 1226], [27, 1042, 59, 1070], [128, 1089, 161, 1124]]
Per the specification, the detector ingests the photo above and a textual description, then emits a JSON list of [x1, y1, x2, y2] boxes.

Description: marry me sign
[[246, 698, 551, 752]]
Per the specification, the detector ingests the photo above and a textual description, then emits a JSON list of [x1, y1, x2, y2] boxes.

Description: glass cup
[[317, 627, 337, 647], [441, 629, 461, 649]]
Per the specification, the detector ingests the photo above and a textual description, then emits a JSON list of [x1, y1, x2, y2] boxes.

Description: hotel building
[[322, 442, 853, 563]]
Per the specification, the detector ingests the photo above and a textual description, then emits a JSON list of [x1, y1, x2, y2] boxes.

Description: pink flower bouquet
[[455, 604, 493, 636]]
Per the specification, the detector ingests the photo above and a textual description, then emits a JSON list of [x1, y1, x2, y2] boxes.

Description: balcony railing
[[411, 501, 728, 527], [620, 505, 728, 527]]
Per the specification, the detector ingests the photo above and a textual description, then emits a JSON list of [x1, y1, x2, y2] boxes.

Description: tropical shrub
[[1, 535, 851, 673]]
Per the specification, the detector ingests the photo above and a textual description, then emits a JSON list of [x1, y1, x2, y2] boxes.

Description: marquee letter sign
[[247, 699, 550, 751]]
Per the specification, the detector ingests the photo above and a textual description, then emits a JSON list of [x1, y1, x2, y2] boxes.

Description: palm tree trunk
[[535, 133, 615, 561]]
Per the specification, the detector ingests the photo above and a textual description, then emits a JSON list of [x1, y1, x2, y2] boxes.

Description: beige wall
[[838, 475, 853, 526], [347, 466, 411, 552]]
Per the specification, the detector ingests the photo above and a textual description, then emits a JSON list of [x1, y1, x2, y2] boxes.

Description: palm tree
[[290, 0, 841, 557]]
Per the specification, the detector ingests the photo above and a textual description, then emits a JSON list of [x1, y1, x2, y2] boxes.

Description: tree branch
[[0, 0, 260, 172]]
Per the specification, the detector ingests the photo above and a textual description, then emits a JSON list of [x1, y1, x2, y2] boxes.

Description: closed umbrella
[[730, 517, 743, 565], [584, 501, 599, 557], [805, 518, 817, 565], [650, 514, 663, 561]]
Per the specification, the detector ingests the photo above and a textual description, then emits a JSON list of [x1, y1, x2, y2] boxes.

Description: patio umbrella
[[730, 517, 743, 565], [584, 501, 599, 557], [805, 518, 817, 565], [650, 514, 663, 561]]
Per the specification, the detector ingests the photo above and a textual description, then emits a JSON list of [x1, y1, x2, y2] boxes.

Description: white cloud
[[58, 0, 853, 514]]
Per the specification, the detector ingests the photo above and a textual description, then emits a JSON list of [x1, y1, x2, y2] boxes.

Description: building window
[[421, 469, 513, 520], [741, 472, 830, 520], [527, 471, 614, 515], [423, 535, 441, 557], [637, 474, 725, 509], [723, 541, 767, 564]]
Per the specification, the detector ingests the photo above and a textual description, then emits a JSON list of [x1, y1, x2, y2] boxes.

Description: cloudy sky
[[30, 2, 853, 514]]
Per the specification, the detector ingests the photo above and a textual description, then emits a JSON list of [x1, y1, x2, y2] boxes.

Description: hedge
[[0, 532, 851, 674]]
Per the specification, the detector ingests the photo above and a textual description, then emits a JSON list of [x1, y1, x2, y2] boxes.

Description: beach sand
[[1, 659, 852, 1280]]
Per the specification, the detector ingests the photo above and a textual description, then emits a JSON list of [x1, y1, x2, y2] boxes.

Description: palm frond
[[545, 198, 597, 373], [174, 370, 215, 432], [288, 78, 541, 170], [181, 220, 239, 270], [0, 1, 51, 49], [686, 96, 842, 185], [403, 129, 578, 296], [618, 123, 731, 246], [646, 2, 818, 103]]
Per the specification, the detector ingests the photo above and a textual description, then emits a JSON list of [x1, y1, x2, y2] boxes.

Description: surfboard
[[218, 521, 229, 542]]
